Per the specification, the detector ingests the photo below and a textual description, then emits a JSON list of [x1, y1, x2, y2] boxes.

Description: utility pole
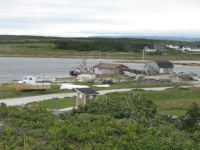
[[82, 52, 84, 68], [142, 49, 144, 75], [85, 52, 86, 69], [98, 49, 101, 63]]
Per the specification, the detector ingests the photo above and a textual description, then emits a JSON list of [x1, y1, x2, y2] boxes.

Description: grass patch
[[154, 98, 200, 111], [0, 84, 73, 99], [26, 97, 76, 109]]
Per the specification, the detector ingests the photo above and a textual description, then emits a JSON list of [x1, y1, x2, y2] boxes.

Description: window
[[89, 95, 93, 99], [79, 93, 82, 98]]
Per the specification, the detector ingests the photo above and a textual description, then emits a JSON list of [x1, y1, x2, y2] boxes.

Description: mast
[[98, 49, 101, 63]]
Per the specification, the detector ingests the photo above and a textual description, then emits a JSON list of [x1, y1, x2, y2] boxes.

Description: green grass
[[26, 97, 76, 109], [0, 84, 73, 99], [133, 87, 200, 116], [137, 87, 200, 110]]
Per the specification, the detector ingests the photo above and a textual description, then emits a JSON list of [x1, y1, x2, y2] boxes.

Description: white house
[[144, 60, 174, 75], [143, 46, 156, 52], [182, 45, 200, 52], [166, 44, 179, 49]]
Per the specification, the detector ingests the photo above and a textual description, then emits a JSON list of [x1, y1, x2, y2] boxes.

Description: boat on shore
[[191, 76, 200, 81], [93, 84, 110, 88], [14, 75, 51, 91], [60, 84, 89, 90]]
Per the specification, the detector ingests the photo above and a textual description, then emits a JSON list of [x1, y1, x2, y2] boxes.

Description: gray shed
[[75, 88, 99, 107], [144, 60, 174, 75]]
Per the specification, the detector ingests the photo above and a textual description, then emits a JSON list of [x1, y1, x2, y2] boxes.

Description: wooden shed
[[93, 63, 129, 75], [144, 60, 174, 75], [75, 88, 99, 107]]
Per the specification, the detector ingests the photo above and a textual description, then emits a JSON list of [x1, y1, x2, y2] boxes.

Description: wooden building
[[144, 60, 174, 75], [93, 63, 130, 75], [75, 88, 99, 107], [154, 44, 166, 51]]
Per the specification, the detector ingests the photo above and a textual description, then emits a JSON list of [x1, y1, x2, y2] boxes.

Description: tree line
[[1, 35, 200, 52]]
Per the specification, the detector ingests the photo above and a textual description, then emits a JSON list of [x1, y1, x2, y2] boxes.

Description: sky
[[0, 0, 200, 37]]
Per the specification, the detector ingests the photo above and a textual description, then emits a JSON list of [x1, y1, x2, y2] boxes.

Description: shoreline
[[1, 55, 200, 61]]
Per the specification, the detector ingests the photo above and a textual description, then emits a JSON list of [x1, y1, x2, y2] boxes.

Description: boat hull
[[14, 83, 50, 91]]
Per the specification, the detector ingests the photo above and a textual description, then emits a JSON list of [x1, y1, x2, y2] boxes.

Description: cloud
[[0, 0, 200, 37]]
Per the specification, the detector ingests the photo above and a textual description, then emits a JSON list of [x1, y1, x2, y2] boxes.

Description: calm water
[[0, 57, 200, 84]]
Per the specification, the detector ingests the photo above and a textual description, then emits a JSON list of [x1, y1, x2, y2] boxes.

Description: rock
[[76, 74, 96, 82], [142, 77, 172, 83], [135, 75, 145, 82], [52, 110, 67, 118], [95, 78, 113, 84]]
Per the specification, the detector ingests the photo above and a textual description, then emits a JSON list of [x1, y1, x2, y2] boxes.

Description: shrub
[[72, 93, 157, 120]]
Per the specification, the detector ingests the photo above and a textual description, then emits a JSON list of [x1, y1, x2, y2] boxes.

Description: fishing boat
[[14, 75, 51, 91], [69, 52, 94, 76]]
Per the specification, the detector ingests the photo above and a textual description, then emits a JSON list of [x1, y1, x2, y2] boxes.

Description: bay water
[[0, 57, 200, 84]]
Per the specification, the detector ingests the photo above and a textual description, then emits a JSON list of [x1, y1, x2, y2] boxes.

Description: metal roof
[[94, 63, 129, 69], [154, 60, 174, 68], [75, 88, 99, 95]]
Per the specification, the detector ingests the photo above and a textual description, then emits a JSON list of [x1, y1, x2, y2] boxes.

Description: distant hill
[[89, 36, 200, 42]]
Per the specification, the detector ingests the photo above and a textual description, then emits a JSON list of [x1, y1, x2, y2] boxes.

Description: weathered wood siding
[[76, 92, 98, 107]]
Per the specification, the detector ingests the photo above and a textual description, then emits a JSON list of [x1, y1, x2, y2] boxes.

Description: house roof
[[154, 44, 165, 49], [75, 88, 99, 95], [184, 45, 195, 48], [144, 46, 154, 50], [154, 60, 174, 68], [94, 63, 129, 69]]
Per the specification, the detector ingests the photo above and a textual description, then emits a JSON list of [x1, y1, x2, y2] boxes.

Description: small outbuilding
[[144, 60, 174, 75], [93, 63, 130, 75], [75, 88, 99, 107], [154, 44, 166, 51]]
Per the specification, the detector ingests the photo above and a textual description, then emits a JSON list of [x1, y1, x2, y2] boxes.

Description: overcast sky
[[0, 0, 200, 37]]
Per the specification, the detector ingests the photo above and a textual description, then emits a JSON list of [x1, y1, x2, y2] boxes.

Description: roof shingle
[[94, 63, 128, 69], [75, 88, 99, 95]]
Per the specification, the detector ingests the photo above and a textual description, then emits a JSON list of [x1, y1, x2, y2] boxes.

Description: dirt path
[[0, 87, 174, 106]]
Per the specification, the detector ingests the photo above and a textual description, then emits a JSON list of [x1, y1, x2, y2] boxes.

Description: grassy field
[[26, 97, 76, 109], [1, 43, 200, 60], [134, 87, 200, 116]]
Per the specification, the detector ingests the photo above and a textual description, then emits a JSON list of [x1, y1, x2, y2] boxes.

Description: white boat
[[60, 84, 89, 90], [191, 76, 200, 81], [14, 75, 51, 91], [93, 84, 110, 88], [124, 71, 136, 77]]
